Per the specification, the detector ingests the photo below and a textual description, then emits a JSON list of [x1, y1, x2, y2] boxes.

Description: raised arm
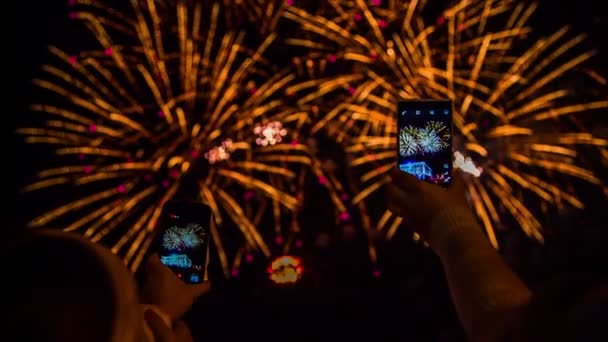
[[388, 168, 531, 342], [427, 206, 531, 341]]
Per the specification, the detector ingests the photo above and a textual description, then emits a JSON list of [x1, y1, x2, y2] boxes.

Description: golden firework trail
[[283, 0, 608, 256], [19, 0, 345, 275], [220, 0, 286, 33]]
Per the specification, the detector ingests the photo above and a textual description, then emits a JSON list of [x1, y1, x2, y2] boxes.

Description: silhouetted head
[[5, 230, 148, 342]]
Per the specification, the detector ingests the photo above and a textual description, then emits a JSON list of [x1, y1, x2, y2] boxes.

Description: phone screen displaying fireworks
[[397, 100, 453, 186], [157, 201, 212, 284]]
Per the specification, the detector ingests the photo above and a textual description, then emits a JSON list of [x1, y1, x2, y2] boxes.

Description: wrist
[[426, 205, 480, 253]]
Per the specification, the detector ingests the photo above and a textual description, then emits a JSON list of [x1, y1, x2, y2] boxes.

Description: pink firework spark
[[204, 139, 234, 164]]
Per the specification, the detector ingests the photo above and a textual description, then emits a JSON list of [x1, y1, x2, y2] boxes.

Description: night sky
[[8, 1, 608, 341]]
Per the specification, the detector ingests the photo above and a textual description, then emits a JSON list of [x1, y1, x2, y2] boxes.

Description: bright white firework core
[[454, 151, 483, 177], [254, 121, 287, 146], [205, 139, 234, 164]]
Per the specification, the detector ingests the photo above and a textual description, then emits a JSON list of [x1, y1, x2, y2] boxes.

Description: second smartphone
[[155, 200, 212, 284]]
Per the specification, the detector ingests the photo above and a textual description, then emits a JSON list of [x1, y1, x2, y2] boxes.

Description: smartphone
[[156, 200, 212, 284], [397, 99, 453, 186]]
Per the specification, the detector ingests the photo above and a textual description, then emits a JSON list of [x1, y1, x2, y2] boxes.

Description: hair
[[4, 231, 117, 342]]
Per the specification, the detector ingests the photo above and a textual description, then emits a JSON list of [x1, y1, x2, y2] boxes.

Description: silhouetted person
[[5, 230, 208, 342]]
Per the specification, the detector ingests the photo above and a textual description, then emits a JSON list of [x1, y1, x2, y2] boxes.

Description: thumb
[[146, 254, 163, 271], [147, 254, 175, 277], [187, 281, 211, 298], [390, 166, 422, 193]]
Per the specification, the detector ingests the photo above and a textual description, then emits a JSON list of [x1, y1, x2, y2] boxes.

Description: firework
[[428, 121, 450, 142], [454, 151, 483, 177], [163, 228, 184, 251], [267, 255, 303, 285], [205, 139, 234, 164], [19, 0, 343, 276], [284, 0, 608, 253], [163, 223, 205, 250], [398, 126, 418, 156], [418, 125, 447, 154], [218, 0, 287, 33], [254, 121, 288, 146], [398, 122, 450, 156]]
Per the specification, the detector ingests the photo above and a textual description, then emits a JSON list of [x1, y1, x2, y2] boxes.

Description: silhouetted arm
[[427, 207, 532, 342]]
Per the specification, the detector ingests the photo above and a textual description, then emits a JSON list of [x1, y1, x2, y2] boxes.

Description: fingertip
[[449, 169, 467, 196], [390, 168, 422, 192], [191, 281, 211, 296], [202, 280, 212, 291], [147, 253, 161, 266], [145, 254, 166, 275]]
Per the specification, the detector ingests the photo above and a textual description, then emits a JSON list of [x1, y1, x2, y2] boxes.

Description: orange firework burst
[[18, 0, 344, 275], [222, 0, 286, 33], [283, 0, 608, 255], [268, 255, 303, 284]]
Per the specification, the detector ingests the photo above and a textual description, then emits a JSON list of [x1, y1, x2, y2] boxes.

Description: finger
[[144, 254, 159, 280], [173, 321, 194, 342], [145, 308, 175, 342], [186, 281, 211, 298], [387, 202, 405, 219], [146, 253, 162, 271], [145, 254, 170, 280], [390, 167, 422, 193], [387, 184, 415, 217], [148, 254, 177, 277]]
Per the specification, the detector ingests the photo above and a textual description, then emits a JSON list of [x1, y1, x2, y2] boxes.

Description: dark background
[[8, 1, 608, 341]]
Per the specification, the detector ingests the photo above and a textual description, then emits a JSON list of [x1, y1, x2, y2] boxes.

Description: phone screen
[[157, 201, 212, 284], [397, 100, 453, 186]]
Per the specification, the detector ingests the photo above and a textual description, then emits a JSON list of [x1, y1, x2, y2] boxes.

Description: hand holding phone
[[387, 166, 468, 243], [397, 99, 454, 186], [140, 200, 212, 320], [142, 254, 210, 322]]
